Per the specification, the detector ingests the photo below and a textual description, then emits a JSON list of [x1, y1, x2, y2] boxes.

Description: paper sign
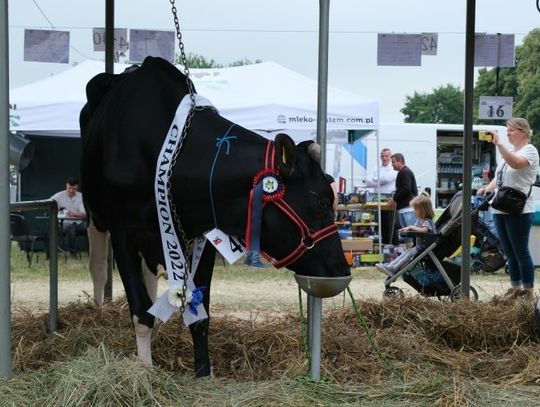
[[129, 29, 175, 63], [24, 29, 69, 63], [377, 33, 422, 66], [479, 96, 513, 120], [204, 228, 247, 264], [474, 34, 515, 67], [92, 28, 129, 52], [421, 33, 438, 55]]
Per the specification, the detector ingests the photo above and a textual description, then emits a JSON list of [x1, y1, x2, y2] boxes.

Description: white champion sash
[[148, 93, 214, 325]]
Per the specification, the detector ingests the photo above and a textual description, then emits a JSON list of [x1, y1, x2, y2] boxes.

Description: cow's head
[[260, 134, 350, 278]]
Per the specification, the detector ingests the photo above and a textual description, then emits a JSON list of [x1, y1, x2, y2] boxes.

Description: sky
[[7, 0, 540, 123]]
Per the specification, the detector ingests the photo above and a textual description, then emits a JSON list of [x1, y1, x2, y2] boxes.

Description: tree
[[514, 29, 540, 149], [181, 53, 222, 68], [400, 84, 464, 124], [176, 53, 261, 68]]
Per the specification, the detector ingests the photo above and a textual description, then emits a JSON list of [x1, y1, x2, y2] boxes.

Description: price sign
[[421, 33, 438, 55], [479, 96, 513, 120], [92, 28, 128, 52]]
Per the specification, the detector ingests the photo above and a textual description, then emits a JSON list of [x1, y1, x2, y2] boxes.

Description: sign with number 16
[[478, 96, 513, 120]]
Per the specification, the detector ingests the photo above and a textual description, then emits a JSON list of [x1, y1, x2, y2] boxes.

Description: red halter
[[249, 140, 338, 269]]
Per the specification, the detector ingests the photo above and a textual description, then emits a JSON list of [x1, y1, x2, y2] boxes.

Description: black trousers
[[62, 222, 87, 254]]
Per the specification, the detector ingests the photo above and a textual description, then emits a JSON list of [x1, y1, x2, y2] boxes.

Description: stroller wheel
[[383, 286, 405, 299], [470, 260, 485, 275], [450, 284, 479, 302]]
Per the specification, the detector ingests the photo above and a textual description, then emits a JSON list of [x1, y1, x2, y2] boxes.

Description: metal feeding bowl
[[294, 274, 352, 298]]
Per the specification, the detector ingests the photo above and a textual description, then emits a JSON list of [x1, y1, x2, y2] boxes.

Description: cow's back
[[81, 57, 191, 231]]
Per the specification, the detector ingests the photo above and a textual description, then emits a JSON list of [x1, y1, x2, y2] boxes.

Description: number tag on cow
[[204, 228, 247, 264]]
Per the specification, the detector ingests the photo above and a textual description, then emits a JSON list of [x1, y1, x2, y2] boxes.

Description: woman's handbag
[[491, 186, 529, 214], [490, 163, 532, 215]]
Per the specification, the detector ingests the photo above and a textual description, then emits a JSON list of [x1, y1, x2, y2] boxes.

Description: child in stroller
[[376, 195, 436, 276], [380, 192, 485, 300]]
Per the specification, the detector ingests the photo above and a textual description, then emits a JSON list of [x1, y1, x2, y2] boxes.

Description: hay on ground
[[9, 296, 540, 387]]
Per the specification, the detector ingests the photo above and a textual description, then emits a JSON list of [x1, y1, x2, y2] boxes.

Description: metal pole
[[308, 0, 330, 381], [10, 200, 59, 331], [0, 0, 11, 379], [105, 0, 114, 74], [309, 296, 322, 381], [316, 0, 330, 170], [48, 204, 58, 331], [306, 294, 313, 349], [103, 0, 114, 300], [461, 0, 476, 298]]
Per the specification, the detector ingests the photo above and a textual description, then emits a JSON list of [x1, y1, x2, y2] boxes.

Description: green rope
[[297, 287, 311, 363], [346, 286, 404, 381]]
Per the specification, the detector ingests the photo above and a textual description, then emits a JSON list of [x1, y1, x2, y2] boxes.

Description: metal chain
[[169, 0, 196, 108], [168, 0, 200, 316]]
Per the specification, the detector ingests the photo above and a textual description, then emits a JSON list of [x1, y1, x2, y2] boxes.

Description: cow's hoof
[[194, 365, 212, 378]]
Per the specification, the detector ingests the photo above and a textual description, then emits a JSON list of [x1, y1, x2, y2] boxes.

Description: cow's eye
[[318, 197, 330, 211], [307, 190, 331, 217]]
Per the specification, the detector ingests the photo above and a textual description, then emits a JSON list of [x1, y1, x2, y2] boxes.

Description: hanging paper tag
[[204, 228, 247, 264]]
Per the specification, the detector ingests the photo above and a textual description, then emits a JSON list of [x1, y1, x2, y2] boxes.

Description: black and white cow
[[80, 56, 349, 376]]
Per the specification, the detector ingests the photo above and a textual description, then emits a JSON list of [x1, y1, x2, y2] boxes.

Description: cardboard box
[[340, 239, 373, 252]]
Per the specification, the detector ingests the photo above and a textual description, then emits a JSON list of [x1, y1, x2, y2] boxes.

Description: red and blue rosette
[[252, 168, 285, 202], [246, 168, 285, 251]]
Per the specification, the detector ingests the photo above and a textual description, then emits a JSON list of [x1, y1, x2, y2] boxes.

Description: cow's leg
[[189, 244, 216, 377], [87, 219, 109, 307], [110, 231, 155, 366], [140, 257, 162, 341], [133, 315, 153, 367], [141, 256, 158, 302]]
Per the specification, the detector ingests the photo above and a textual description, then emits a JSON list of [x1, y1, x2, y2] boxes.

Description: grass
[[10, 243, 90, 281], [12, 241, 540, 285]]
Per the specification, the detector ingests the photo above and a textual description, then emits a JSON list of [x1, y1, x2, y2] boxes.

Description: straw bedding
[[10, 296, 540, 386]]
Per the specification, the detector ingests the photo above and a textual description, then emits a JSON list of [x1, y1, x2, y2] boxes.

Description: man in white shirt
[[365, 148, 398, 244], [365, 148, 398, 194], [51, 177, 87, 256]]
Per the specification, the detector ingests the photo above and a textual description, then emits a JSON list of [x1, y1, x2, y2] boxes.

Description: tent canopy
[[9, 60, 378, 138]]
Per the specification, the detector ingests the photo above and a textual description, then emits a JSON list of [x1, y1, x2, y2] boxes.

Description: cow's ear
[[275, 133, 296, 176]]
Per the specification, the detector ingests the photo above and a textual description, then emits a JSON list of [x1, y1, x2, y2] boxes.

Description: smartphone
[[478, 131, 493, 142]]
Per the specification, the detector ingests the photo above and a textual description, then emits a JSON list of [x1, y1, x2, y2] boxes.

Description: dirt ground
[[11, 271, 513, 314]]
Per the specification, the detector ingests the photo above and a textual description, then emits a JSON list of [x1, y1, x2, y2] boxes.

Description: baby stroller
[[383, 192, 489, 301], [470, 196, 507, 274]]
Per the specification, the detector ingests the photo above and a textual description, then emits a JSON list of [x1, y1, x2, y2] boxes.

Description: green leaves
[[400, 84, 464, 124]]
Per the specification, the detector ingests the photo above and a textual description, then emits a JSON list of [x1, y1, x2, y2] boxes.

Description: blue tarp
[[343, 140, 367, 169]]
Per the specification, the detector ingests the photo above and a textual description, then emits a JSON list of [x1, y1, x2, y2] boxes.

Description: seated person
[[51, 177, 87, 256], [376, 195, 436, 276]]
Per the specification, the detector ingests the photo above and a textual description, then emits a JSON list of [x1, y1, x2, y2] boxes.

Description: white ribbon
[[148, 93, 214, 324]]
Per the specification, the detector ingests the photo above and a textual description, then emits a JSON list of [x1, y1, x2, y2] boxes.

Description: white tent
[[9, 60, 378, 139]]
